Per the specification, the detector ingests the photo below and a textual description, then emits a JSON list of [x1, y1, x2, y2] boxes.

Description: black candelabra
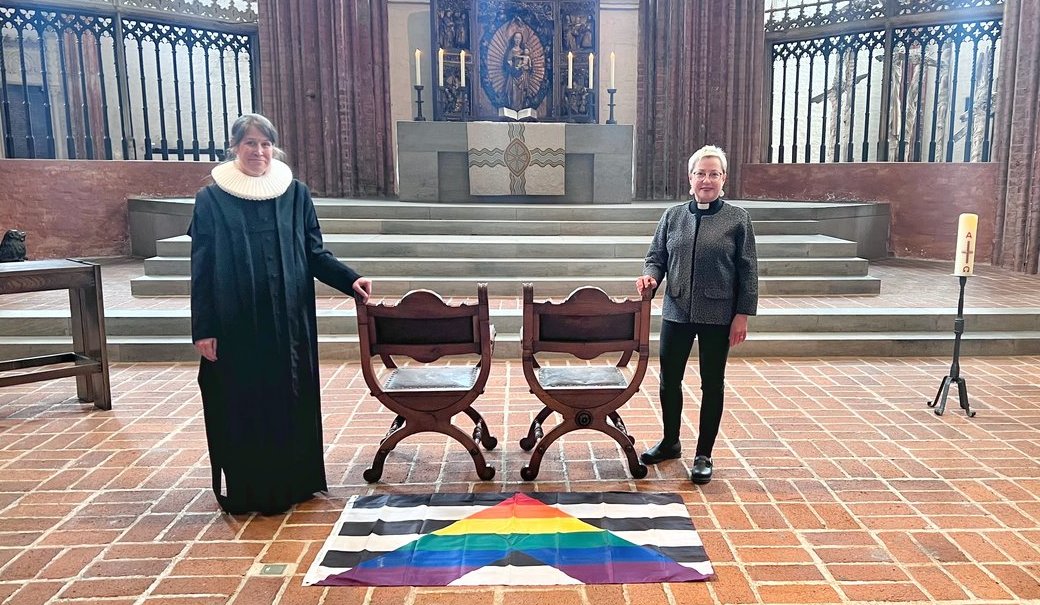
[[928, 275, 976, 417], [413, 84, 426, 121], [606, 88, 617, 124]]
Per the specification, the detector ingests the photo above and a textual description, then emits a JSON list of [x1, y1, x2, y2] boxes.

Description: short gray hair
[[226, 113, 286, 161], [687, 144, 728, 174]]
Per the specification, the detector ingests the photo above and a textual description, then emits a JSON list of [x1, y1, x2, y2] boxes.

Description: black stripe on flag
[[337, 515, 696, 536], [580, 516, 696, 531], [337, 518, 456, 536], [351, 492, 684, 508]]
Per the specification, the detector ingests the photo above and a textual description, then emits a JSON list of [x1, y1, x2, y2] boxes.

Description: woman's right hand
[[635, 275, 657, 295], [194, 338, 218, 362]]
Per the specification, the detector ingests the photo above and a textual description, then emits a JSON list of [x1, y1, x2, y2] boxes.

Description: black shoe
[[640, 441, 682, 465], [690, 455, 713, 484]]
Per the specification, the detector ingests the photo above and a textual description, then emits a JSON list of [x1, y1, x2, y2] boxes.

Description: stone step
[[2, 330, 1038, 363], [129, 274, 881, 297], [141, 256, 870, 278], [297, 198, 884, 222], [152, 233, 860, 259], [6, 308, 1037, 337], [320, 217, 822, 236]]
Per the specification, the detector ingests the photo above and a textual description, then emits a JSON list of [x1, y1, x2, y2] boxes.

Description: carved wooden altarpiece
[[430, 0, 598, 123]]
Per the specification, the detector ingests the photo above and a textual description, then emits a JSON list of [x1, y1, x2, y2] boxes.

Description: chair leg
[[380, 415, 406, 444], [597, 417, 648, 479], [462, 406, 498, 450], [608, 411, 636, 445], [436, 421, 496, 481], [520, 406, 554, 451], [520, 416, 577, 481], [364, 418, 420, 483]]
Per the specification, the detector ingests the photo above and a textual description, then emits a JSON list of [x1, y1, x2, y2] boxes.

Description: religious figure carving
[[564, 14, 593, 51], [503, 31, 533, 110], [439, 10, 457, 49], [486, 21, 545, 112]]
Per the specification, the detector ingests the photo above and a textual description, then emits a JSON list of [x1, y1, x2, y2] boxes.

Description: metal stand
[[413, 85, 426, 121], [928, 275, 976, 417], [606, 88, 617, 124], [460, 85, 469, 122]]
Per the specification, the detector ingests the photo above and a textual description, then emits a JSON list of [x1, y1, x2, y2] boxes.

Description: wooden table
[[0, 259, 111, 410]]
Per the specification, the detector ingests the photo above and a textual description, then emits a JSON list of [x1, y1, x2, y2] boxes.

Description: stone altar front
[[397, 121, 633, 203]]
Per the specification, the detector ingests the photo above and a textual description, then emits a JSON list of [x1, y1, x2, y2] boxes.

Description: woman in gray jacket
[[635, 145, 758, 484]]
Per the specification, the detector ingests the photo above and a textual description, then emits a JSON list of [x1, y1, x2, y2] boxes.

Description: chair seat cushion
[[383, 366, 479, 391], [537, 366, 627, 388]]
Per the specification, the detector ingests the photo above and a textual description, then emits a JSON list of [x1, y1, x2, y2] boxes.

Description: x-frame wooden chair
[[356, 284, 497, 482], [519, 283, 652, 480]]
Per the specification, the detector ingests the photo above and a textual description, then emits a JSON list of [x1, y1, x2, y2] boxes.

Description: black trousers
[[657, 319, 731, 457]]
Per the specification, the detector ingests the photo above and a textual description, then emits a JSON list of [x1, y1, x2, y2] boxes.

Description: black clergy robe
[[189, 181, 360, 514]]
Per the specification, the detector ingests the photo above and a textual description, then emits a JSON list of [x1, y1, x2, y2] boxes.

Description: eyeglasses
[[692, 171, 724, 182]]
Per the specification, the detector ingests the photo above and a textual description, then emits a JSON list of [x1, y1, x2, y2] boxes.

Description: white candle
[[610, 51, 616, 89], [460, 50, 466, 87], [414, 49, 421, 86], [567, 51, 573, 89], [588, 53, 594, 88], [954, 213, 979, 276], [438, 48, 444, 87]]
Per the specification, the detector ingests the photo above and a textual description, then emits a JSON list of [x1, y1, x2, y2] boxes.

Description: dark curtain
[[635, 0, 764, 200], [992, 0, 1040, 274], [257, 0, 394, 197]]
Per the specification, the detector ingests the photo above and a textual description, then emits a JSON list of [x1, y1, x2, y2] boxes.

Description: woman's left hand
[[352, 277, 372, 303], [729, 314, 749, 347]]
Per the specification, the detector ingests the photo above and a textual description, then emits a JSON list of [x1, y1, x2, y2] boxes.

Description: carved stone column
[[256, 0, 394, 197], [636, 0, 765, 199], [992, 0, 1040, 274]]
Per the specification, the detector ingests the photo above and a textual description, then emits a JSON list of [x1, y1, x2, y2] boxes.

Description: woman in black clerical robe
[[189, 113, 372, 515]]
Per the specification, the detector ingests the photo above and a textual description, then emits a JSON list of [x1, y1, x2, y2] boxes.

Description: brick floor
[[1, 260, 1040, 604]]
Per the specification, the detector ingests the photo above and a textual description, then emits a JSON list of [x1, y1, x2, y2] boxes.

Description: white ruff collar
[[211, 158, 293, 200]]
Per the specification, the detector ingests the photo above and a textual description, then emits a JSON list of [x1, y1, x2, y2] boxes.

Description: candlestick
[[606, 88, 617, 125], [610, 51, 616, 89], [413, 84, 426, 121], [927, 274, 976, 417], [567, 51, 573, 89], [460, 50, 466, 87], [954, 213, 978, 276], [588, 53, 594, 88], [414, 49, 421, 86], [438, 48, 444, 87]]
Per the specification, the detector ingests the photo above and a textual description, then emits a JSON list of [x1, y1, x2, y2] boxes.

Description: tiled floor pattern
[[2, 354, 1040, 604]]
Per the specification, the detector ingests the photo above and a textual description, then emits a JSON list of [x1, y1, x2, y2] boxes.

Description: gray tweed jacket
[[643, 200, 759, 325]]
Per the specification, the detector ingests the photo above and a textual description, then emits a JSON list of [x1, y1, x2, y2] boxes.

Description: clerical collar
[[211, 158, 293, 200], [688, 198, 723, 215]]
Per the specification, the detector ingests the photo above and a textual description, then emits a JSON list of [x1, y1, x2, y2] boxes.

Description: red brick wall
[[742, 163, 1000, 261], [0, 159, 214, 259]]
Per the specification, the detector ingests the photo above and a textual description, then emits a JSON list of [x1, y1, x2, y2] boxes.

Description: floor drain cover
[[260, 564, 288, 576]]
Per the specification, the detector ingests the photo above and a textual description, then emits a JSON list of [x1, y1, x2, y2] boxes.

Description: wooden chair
[[518, 283, 652, 480], [356, 285, 497, 482]]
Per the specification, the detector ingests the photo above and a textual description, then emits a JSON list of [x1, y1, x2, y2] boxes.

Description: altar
[[396, 121, 634, 204]]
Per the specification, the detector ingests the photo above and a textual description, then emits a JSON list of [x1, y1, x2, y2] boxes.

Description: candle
[[460, 50, 466, 87], [567, 51, 573, 89], [954, 213, 979, 276], [414, 49, 421, 86], [610, 51, 615, 89], [438, 48, 444, 87], [588, 53, 594, 88]]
